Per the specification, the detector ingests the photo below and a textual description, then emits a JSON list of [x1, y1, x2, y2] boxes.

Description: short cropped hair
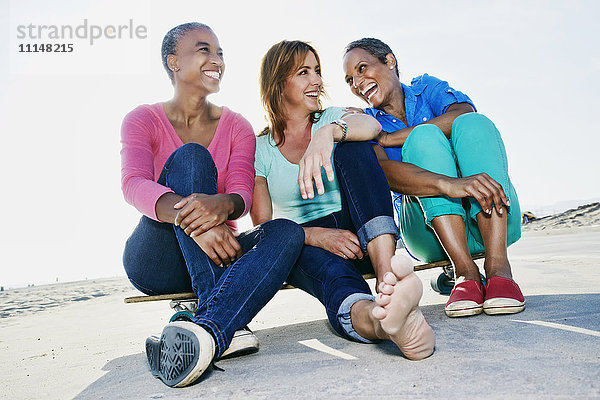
[[344, 38, 399, 77], [161, 22, 211, 82]]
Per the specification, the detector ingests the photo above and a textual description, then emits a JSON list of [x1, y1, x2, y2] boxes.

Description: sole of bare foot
[[373, 255, 435, 360]]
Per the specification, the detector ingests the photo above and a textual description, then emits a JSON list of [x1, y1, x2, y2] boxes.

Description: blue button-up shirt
[[364, 74, 476, 217], [364, 73, 475, 163]]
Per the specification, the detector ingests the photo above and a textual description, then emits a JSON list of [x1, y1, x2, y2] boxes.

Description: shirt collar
[[368, 81, 426, 124]]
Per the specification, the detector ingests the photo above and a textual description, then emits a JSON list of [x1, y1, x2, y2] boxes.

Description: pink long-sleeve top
[[120, 103, 256, 232]]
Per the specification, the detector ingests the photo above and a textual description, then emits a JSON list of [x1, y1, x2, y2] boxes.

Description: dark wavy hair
[[344, 38, 399, 77], [161, 22, 211, 83]]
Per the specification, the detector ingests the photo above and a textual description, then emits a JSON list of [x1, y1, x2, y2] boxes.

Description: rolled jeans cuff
[[357, 215, 399, 252], [337, 293, 378, 344]]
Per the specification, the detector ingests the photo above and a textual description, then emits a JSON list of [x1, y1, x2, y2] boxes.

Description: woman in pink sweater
[[120, 22, 304, 388]]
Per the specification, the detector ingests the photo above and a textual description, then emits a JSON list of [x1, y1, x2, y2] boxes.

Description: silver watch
[[330, 119, 348, 143]]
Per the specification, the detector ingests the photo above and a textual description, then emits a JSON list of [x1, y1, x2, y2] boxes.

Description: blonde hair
[[259, 40, 324, 145]]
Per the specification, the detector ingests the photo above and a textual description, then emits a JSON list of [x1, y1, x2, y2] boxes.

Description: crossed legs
[[400, 114, 524, 317]]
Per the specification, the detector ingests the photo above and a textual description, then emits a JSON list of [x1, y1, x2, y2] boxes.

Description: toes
[[375, 292, 392, 307], [372, 305, 387, 320], [383, 272, 398, 285], [379, 283, 394, 295], [391, 255, 413, 278]]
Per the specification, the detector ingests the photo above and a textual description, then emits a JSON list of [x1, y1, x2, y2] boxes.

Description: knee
[[122, 244, 136, 277], [334, 141, 374, 164], [403, 124, 447, 156], [452, 113, 497, 141], [168, 143, 215, 169], [264, 218, 305, 247], [163, 143, 217, 184], [122, 245, 150, 292], [453, 112, 492, 127]]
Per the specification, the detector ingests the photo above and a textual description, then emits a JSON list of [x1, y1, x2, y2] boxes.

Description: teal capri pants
[[398, 113, 521, 263]]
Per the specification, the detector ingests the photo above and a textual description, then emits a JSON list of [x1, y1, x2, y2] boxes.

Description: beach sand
[[1, 205, 599, 399]]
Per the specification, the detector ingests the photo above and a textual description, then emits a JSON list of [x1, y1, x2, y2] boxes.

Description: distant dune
[[522, 202, 600, 231]]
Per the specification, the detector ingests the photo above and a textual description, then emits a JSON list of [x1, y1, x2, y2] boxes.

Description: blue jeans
[[287, 142, 399, 343], [123, 143, 304, 358], [399, 113, 521, 262]]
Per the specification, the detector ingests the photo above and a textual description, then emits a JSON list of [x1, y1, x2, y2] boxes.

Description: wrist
[[377, 131, 388, 147], [330, 119, 348, 143], [218, 194, 236, 217], [156, 192, 183, 224], [437, 176, 452, 196], [386, 127, 412, 147], [303, 226, 321, 246], [314, 125, 336, 142], [303, 227, 313, 245]]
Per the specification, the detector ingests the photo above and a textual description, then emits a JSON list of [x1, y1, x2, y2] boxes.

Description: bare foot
[[372, 255, 435, 360]]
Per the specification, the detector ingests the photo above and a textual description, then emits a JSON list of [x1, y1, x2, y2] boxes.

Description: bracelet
[[330, 119, 348, 143]]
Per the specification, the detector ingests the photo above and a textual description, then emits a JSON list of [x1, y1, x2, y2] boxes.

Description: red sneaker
[[444, 277, 485, 317], [483, 276, 525, 315]]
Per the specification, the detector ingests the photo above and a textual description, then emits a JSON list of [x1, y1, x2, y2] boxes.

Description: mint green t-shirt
[[255, 107, 345, 224]]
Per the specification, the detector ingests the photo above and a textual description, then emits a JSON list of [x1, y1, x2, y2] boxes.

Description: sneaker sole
[[219, 328, 259, 360], [146, 322, 215, 387], [483, 304, 526, 315], [445, 305, 483, 317], [146, 336, 160, 376], [483, 298, 525, 315], [166, 314, 258, 360]]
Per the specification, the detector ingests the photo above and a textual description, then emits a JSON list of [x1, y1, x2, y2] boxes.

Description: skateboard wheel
[[169, 311, 194, 323], [431, 273, 454, 295]]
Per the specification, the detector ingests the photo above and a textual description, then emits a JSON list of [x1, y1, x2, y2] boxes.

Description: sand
[[521, 202, 600, 232], [1, 205, 599, 399]]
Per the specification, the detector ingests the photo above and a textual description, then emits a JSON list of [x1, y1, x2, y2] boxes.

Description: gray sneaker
[[165, 314, 259, 360], [146, 321, 215, 387]]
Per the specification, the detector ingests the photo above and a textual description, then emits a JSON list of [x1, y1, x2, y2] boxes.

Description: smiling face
[[167, 28, 224, 94], [343, 47, 400, 109], [282, 51, 323, 115]]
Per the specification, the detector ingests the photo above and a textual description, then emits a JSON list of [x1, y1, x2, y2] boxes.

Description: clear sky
[[1, 0, 599, 287]]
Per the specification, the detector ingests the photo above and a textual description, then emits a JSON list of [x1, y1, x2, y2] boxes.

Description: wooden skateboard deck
[[124, 253, 485, 304]]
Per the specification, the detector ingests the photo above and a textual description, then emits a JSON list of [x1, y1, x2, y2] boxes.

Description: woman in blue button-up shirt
[[338, 37, 525, 319]]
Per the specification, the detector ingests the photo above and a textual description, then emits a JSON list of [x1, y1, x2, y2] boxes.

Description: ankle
[[486, 271, 513, 280], [454, 264, 482, 283], [366, 235, 395, 279], [351, 300, 386, 341], [483, 256, 512, 280]]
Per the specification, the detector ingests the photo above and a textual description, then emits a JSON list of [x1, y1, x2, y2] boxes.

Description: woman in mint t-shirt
[[251, 40, 435, 360]]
